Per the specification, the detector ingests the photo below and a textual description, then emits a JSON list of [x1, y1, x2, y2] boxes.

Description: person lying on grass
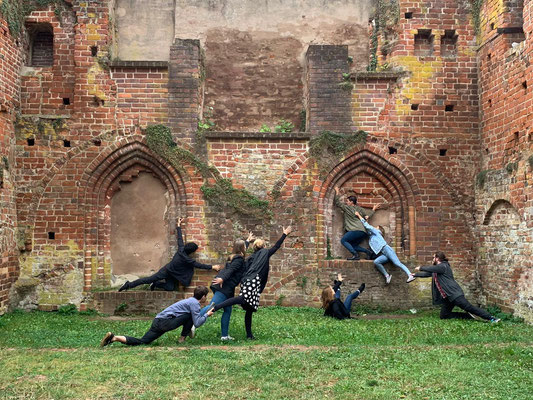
[[100, 285, 214, 347], [321, 273, 365, 320]]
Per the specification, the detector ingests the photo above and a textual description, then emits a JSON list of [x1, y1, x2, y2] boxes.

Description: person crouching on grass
[[100, 286, 214, 347], [321, 273, 366, 320]]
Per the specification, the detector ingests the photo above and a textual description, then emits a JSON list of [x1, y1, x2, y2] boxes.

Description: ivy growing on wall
[[309, 130, 368, 177], [0, 0, 68, 36], [144, 124, 271, 219], [367, 0, 400, 71], [471, 0, 484, 40]]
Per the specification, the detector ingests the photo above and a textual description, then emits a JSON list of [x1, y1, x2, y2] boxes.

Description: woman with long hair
[[198, 233, 254, 341], [321, 273, 365, 320], [210, 226, 292, 340]]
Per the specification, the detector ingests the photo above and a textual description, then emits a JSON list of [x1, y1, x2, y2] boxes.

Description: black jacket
[[414, 261, 465, 304], [324, 281, 351, 320], [165, 227, 212, 286], [210, 255, 246, 298], [242, 233, 287, 293]]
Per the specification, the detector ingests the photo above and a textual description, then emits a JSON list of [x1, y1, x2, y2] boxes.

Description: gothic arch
[[318, 148, 419, 258], [80, 141, 188, 290]]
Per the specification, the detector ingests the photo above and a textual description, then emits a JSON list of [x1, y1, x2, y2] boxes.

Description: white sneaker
[[221, 335, 234, 341], [406, 274, 416, 283], [189, 326, 196, 339], [386, 274, 392, 284]]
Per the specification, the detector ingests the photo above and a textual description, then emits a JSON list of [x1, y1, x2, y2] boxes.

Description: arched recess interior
[[319, 149, 418, 258], [82, 142, 187, 290]]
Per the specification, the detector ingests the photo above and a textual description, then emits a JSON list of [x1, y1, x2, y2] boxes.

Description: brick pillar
[[168, 39, 201, 145], [305, 45, 353, 135]]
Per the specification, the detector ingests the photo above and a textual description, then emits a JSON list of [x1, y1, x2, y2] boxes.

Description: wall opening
[[26, 23, 54, 67], [110, 171, 170, 278], [414, 29, 433, 57]]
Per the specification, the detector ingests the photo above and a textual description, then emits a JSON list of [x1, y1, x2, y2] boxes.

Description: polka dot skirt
[[239, 275, 261, 311]]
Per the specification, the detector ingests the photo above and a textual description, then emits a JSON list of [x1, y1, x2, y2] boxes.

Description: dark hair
[[434, 251, 448, 262], [229, 239, 246, 261], [184, 242, 198, 255], [347, 195, 357, 205], [193, 285, 209, 300]]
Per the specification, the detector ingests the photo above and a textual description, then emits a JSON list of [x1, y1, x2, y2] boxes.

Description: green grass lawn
[[0, 307, 531, 399]]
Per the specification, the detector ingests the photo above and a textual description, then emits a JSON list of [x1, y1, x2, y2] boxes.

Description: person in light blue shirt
[[100, 286, 213, 347], [355, 211, 416, 284]]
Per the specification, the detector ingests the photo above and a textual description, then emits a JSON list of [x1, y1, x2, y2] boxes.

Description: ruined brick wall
[[476, 0, 532, 322], [0, 14, 23, 313]]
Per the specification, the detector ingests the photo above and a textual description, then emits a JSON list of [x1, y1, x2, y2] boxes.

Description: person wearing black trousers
[[100, 286, 214, 347], [118, 217, 221, 292], [414, 252, 500, 323], [211, 226, 292, 340], [321, 273, 366, 320]]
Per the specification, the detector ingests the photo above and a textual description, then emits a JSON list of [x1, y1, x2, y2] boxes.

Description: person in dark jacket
[[211, 226, 292, 340], [198, 232, 254, 341], [414, 252, 500, 322], [321, 274, 365, 320], [118, 217, 221, 292]]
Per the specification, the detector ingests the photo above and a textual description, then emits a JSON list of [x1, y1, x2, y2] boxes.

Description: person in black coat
[[321, 274, 365, 320], [211, 226, 292, 339], [414, 251, 500, 322], [197, 232, 254, 341], [118, 217, 221, 292]]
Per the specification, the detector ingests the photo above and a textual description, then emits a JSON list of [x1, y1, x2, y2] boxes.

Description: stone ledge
[[351, 71, 407, 81], [109, 60, 169, 68], [204, 131, 311, 140]]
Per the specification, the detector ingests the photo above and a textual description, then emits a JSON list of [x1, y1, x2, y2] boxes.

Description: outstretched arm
[[177, 217, 184, 252], [267, 226, 292, 257]]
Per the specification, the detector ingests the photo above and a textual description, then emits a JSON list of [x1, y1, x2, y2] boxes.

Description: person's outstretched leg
[[343, 283, 365, 312], [373, 254, 389, 278], [381, 246, 412, 278], [213, 295, 244, 311], [120, 268, 168, 291], [244, 309, 255, 339], [151, 279, 177, 291], [452, 296, 493, 320]]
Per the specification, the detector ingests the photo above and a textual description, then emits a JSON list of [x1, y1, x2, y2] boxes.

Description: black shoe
[[118, 281, 130, 292], [358, 283, 366, 293], [347, 254, 360, 261], [100, 332, 114, 347], [247, 335, 256, 340], [149, 283, 155, 291], [368, 252, 378, 260]]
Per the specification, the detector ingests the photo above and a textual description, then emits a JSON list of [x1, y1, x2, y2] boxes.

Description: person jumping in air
[[354, 211, 416, 284], [210, 226, 292, 340], [100, 286, 214, 347], [118, 217, 221, 292], [413, 252, 500, 323], [321, 273, 365, 320]]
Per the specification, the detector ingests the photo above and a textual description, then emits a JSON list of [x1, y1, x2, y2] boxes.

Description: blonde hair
[[252, 239, 265, 251], [229, 239, 246, 261], [321, 286, 335, 309]]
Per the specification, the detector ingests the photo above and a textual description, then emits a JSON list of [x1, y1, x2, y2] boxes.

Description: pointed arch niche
[[319, 149, 418, 259], [82, 141, 188, 290]]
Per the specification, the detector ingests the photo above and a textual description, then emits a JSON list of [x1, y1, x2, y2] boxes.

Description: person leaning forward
[[334, 186, 379, 260], [118, 217, 221, 292]]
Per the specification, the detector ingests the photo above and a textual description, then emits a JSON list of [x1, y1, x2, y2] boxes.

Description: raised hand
[[283, 226, 292, 235], [177, 217, 184, 227], [247, 231, 256, 242]]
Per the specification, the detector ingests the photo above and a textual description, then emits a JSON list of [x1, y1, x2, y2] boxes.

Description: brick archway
[[81, 141, 188, 290], [318, 149, 418, 259]]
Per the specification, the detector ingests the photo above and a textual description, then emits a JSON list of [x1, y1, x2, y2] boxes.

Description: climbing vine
[[367, 0, 400, 71], [471, 0, 484, 40], [144, 124, 271, 219], [0, 0, 68, 36]]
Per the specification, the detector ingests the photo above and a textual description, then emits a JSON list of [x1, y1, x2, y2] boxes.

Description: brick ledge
[[204, 131, 311, 140]]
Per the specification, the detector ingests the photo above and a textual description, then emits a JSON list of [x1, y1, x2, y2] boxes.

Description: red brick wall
[[0, 15, 23, 313]]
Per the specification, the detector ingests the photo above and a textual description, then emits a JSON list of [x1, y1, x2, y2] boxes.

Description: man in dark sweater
[[118, 218, 221, 292], [414, 252, 500, 322], [334, 186, 379, 260]]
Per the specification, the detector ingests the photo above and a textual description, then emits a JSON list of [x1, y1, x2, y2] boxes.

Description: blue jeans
[[340, 230, 371, 256], [334, 287, 361, 312], [374, 245, 411, 277], [200, 291, 231, 337]]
